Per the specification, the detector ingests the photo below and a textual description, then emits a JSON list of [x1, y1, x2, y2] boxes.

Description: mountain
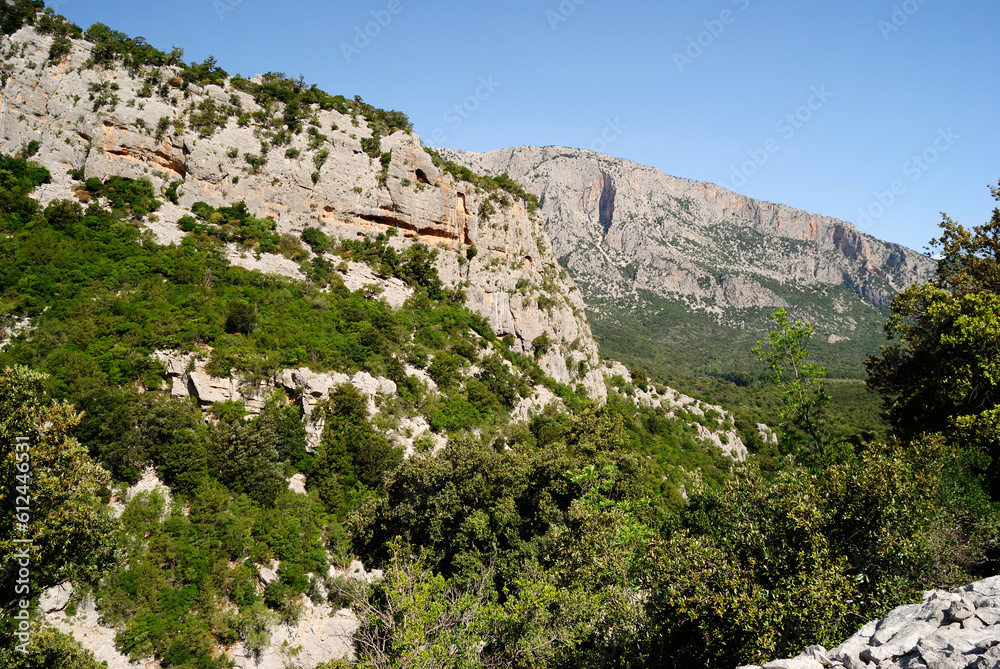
[[0, 26, 604, 396], [2, 8, 992, 669], [438, 146, 937, 379]]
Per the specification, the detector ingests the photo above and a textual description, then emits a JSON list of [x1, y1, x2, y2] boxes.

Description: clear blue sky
[[52, 0, 999, 253]]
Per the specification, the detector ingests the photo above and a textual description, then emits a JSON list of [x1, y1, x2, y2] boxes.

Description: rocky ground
[[743, 577, 1000, 669]]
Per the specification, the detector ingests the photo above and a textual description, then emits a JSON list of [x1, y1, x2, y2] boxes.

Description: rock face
[[232, 603, 356, 669], [0, 26, 602, 396], [154, 349, 402, 450], [742, 576, 1000, 669], [438, 146, 937, 338]]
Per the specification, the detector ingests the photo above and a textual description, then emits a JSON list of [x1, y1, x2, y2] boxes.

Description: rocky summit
[[439, 145, 936, 344]]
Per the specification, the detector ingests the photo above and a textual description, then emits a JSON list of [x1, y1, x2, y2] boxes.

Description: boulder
[[287, 473, 307, 495], [258, 563, 279, 586], [39, 582, 73, 613], [188, 371, 232, 404], [350, 371, 381, 396]]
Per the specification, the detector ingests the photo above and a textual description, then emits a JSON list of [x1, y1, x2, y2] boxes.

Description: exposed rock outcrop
[[439, 145, 936, 337], [41, 580, 357, 669], [232, 603, 356, 669], [154, 350, 402, 450], [0, 26, 602, 396], [741, 576, 1000, 669]]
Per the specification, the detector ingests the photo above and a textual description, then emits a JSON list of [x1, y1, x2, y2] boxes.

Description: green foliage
[[0, 625, 106, 668], [0, 154, 49, 228], [754, 307, 832, 464], [339, 232, 450, 299], [96, 482, 331, 668], [307, 385, 401, 518], [301, 226, 328, 253], [208, 410, 284, 505], [0, 0, 41, 36], [187, 97, 235, 137], [187, 200, 280, 253], [84, 175, 160, 219], [229, 74, 410, 144], [0, 367, 120, 613], [75, 387, 208, 493], [350, 412, 663, 666], [352, 406, 658, 585], [865, 183, 1000, 577], [868, 188, 1000, 484], [87, 80, 119, 111], [163, 179, 183, 205], [429, 395, 483, 432], [47, 34, 73, 62], [18, 140, 41, 159], [35, 7, 82, 39], [313, 147, 330, 171], [531, 332, 552, 358], [83, 21, 182, 73], [646, 437, 944, 666], [224, 298, 256, 335]]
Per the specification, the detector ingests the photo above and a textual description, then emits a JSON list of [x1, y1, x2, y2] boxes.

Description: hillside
[[0, 9, 752, 668], [0, 23, 607, 397], [438, 146, 936, 380], [5, 5, 1000, 669]]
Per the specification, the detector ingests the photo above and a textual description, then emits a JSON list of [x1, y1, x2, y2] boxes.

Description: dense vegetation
[[590, 287, 891, 450], [0, 146, 731, 667], [3, 4, 1000, 668]]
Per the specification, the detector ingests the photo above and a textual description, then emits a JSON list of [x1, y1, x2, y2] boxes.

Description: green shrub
[[532, 332, 552, 358], [225, 299, 256, 335], [301, 226, 328, 253]]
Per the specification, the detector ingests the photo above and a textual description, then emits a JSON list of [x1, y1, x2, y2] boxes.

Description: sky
[[50, 0, 999, 253]]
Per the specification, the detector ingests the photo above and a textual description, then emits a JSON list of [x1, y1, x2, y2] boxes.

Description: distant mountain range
[[440, 145, 937, 379]]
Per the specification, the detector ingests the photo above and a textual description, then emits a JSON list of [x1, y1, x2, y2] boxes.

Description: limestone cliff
[[0, 26, 603, 395], [438, 145, 937, 339]]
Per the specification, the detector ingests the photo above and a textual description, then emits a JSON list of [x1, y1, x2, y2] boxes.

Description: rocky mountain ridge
[[0, 25, 604, 394], [439, 145, 937, 342], [0, 23, 759, 454]]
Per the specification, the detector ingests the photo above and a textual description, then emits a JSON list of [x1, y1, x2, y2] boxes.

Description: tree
[[867, 181, 1000, 497], [208, 410, 284, 505], [349, 425, 659, 668], [0, 366, 120, 614], [75, 387, 208, 492], [753, 307, 831, 464], [0, 626, 107, 668], [531, 332, 551, 359], [225, 298, 256, 335], [645, 436, 943, 667], [307, 385, 400, 517], [301, 226, 328, 253], [0, 0, 39, 36]]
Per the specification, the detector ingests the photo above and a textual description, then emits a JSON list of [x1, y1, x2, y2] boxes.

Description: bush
[[301, 226, 328, 253], [225, 299, 257, 335], [430, 395, 483, 432], [48, 35, 73, 62], [532, 332, 552, 358]]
